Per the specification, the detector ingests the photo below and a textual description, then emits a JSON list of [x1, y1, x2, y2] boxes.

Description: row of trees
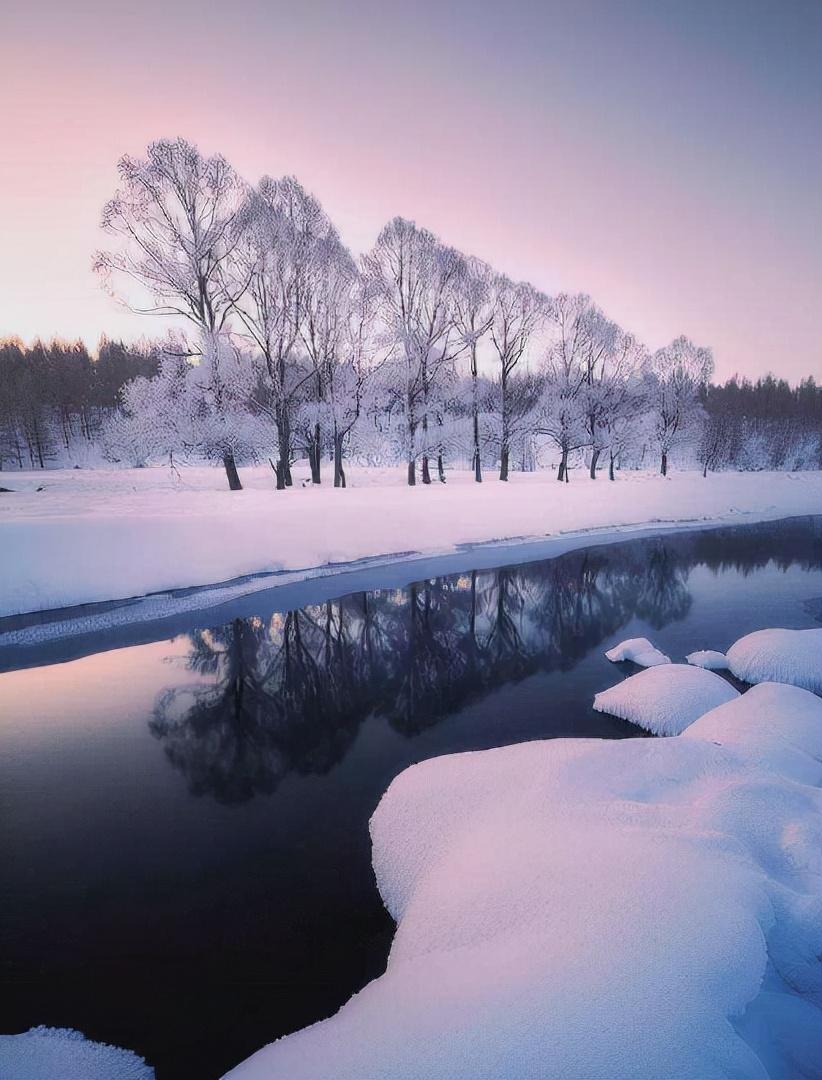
[[3, 139, 820, 483], [92, 139, 723, 491]]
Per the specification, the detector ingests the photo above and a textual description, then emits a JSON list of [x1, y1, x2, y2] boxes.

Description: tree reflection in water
[[151, 517, 822, 803]]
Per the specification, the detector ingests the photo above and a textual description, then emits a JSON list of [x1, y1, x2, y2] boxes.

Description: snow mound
[[0, 1027, 154, 1080], [593, 663, 738, 735], [605, 637, 671, 667], [225, 683, 822, 1080], [687, 649, 729, 670], [727, 628, 822, 694]]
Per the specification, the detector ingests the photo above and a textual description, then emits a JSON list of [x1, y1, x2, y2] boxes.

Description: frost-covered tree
[[95, 137, 249, 489], [489, 277, 545, 481], [648, 336, 713, 475], [230, 176, 338, 488], [452, 256, 494, 482], [538, 293, 596, 481], [582, 325, 649, 479], [363, 219, 462, 485], [298, 233, 359, 484]]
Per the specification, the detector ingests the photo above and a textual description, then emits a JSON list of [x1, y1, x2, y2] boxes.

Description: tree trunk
[[437, 452, 446, 483], [421, 413, 431, 484], [310, 422, 322, 484], [589, 448, 600, 479], [661, 450, 668, 477], [274, 408, 293, 489], [471, 351, 482, 482], [557, 447, 568, 482], [499, 369, 509, 482], [609, 451, 616, 481], [407, 459, 416, 486], [703, 459, 708, 478], [333, 432, 346, 488], [222, 450, 243, 491]]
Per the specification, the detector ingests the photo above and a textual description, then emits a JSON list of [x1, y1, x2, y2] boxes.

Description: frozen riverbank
[[2, 465, 821, 620], [226, 681, 822, 1080]]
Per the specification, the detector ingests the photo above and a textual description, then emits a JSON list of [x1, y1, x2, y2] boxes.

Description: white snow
[[0, 1027, 153, 1080], [593, 663, 739, 735], [1, 465, 821, 620], [605, 636, 671, 667], [224, 682, 822, 1080], [726, 628, 822, 694], [687, 649, 730, 670]]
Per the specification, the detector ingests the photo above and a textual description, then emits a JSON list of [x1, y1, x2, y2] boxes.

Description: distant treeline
[[0, 335, 819, 473], [0, 338, 158, 468], [700, 375, 822, 473]]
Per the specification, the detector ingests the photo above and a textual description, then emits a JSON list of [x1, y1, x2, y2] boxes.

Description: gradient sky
[[2, 0, 821, 381]]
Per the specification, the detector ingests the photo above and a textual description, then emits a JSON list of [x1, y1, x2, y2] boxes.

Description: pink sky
[[2, 0, 821, 382]]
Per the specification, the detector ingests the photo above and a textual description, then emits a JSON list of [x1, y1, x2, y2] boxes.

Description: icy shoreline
[[1, 511, 819, 660], [1, 465, 821, 627]]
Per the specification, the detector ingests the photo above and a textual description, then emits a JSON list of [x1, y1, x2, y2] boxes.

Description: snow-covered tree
[[538, 293, 596, 481], [363, 219, 463, 485], [229, 176, 338, 488], [452, 256, 494, 482], [95, 137, 249, 489], [489, 277, 546, 481], [648, 336, 713, 475]]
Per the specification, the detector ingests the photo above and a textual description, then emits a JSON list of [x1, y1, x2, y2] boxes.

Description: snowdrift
[[605, 636, 671, 667], [0, 1027, 154, 1080], [727, 628, 822, 694], [687, 649, 730, 670], [225, 683, 822, 1080], [593, 663, 739, 735]]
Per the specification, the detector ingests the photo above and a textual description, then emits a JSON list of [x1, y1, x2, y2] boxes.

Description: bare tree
[[95, 137, 248, 489]]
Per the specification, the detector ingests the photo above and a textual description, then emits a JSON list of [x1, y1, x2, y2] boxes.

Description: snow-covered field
[[1, 465, 821, 620], [226, 681, 822, 1080]]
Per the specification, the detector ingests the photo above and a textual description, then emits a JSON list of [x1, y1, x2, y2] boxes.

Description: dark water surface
[[2, 517, 822, 1079]]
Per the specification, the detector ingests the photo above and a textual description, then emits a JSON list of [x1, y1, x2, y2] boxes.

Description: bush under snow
[[593, 663, 739, 735], [726, 628, 822, 694], [605, 636, 671, 667], [224, 682, 822, 1080], [0, 1027, 153, 1080]]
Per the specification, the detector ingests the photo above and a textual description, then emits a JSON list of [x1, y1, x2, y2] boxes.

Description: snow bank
[[2, 466, 822, 619], [225, 683, 822, 1080], [605, 636, 671, 667], [0, 1027, 153, 1079], [726, 628, 822, 694], [593, 663, 739, 735], [687, 649, 729, 670]]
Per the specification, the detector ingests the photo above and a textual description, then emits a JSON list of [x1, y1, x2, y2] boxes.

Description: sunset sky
[[2, 0, 821, 382]]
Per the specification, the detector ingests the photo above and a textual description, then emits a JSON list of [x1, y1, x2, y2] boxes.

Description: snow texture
[[593, 663, 739, 735], [605, 636, 671, 667], [2, 466, 822, 619], [687, 649, 730, 670], [225, 683, 822, 1080], [0, 1027, 154, 1080], [727, 628, 822, 694]]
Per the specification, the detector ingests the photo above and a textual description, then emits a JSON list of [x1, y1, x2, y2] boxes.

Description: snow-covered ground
[[0, 1027, 153, 1080], [2, 465, 821, 621], [226, 681, 822, 1080]]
